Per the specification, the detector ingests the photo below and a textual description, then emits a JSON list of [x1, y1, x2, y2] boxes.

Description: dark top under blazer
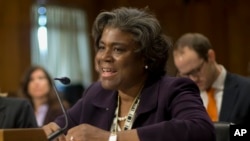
[[0, 97, 38, 128], [55, 76, 215, 141], [219, 72, 250, 125]]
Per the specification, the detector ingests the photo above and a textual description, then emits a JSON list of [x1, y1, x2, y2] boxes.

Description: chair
[[60, 84, 85, 107], [213, 122, 233, 141]]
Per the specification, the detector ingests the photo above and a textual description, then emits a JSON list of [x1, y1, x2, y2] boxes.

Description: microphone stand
[[47, 78, 70, 141]]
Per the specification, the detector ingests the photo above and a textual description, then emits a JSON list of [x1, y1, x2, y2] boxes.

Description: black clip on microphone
[[47, 77, 71, 141]]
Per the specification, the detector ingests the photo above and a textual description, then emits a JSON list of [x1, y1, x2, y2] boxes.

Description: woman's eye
[[114, 47, 124, 53], [97, 45, 105, 50]]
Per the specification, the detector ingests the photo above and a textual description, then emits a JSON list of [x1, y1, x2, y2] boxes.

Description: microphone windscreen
[[54, 77, 71, 85]]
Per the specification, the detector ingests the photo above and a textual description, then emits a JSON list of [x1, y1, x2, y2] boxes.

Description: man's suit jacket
[[219, 72, 250, 125], [0, 97, 38, 128], [55, 76, 215, 141]]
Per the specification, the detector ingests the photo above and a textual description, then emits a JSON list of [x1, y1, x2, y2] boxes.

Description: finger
[[65, 135, 75, 141], [42, 125, 53, 136], [42, 122, 61, 136], [57, 134, 66, 141]]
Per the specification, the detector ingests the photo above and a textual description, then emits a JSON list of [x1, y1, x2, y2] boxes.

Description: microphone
[[54, 77, 71, 85], [47, 77, 71, 141]]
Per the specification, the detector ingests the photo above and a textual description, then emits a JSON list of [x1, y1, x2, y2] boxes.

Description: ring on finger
[[70, 136, 74, 141]]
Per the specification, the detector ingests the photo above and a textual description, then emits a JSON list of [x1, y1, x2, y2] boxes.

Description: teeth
[[102, 68, 112, 72]]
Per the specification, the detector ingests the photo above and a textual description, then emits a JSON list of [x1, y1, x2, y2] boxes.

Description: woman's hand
[[42, 122, 66, 141], [65, 124, 110, 141]]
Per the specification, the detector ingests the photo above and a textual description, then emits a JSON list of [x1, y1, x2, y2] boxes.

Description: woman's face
[[28, 69, 50, 99], [95, 27, 146, 90]]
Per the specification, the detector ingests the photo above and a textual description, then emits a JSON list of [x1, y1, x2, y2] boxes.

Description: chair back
[[214, 122, 233, 141]]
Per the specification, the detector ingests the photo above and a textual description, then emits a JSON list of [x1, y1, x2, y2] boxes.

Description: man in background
[[173, 33, 250, 125]]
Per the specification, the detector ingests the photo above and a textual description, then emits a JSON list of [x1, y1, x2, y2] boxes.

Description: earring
[[145, 65, 148, 69]]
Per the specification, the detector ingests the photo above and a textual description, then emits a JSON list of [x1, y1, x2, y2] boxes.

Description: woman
[[18, 66, 69, 127], [43, 7, 215, 141]]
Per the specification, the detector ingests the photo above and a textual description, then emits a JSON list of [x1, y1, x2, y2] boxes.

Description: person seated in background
[[173, 33, 250, 125], [43, 7, 215, 141], [0, 96, 38, 128], [18, 65, 69, 127]]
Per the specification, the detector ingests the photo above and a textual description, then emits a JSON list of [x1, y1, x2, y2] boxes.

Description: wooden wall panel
[[227, 2, 250, 76], [0, 0, 31, 93]]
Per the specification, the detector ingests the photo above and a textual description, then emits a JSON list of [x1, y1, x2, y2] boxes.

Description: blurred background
[[0, 0, 249, 100]]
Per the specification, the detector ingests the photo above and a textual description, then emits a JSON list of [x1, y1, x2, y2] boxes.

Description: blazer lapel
[[135, 78, 159, 121], [92, 89, 118, 130], [219, 73, 239, 121]]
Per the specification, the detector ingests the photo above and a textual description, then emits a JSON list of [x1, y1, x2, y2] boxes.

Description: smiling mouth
[[102, 68, 114, 72], [101, 68, 117, 77]]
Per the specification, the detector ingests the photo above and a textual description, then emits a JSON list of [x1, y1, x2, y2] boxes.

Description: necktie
[[206, 88, 218, 121]]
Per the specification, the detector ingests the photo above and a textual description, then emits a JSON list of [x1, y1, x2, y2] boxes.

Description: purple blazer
[[55, 76, 215, 141]]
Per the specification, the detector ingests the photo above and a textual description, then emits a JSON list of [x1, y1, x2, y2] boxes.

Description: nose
[[189, 74, 199, 82], [100, 48, 113, 62]]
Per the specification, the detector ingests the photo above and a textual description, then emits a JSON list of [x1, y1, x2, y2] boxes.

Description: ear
[[207, 49, 216, 62]]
